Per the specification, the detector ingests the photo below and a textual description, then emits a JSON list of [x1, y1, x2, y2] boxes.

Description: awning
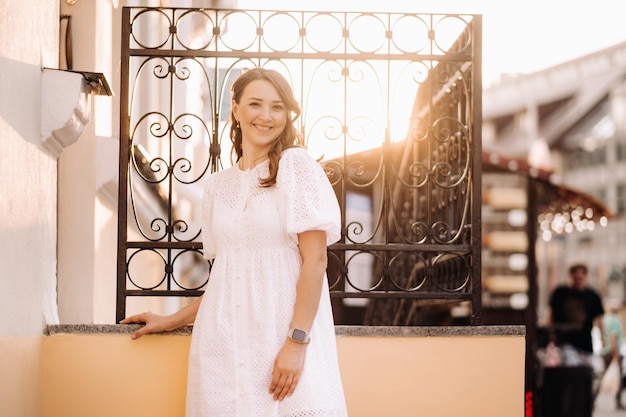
[[483, 151, 613, 235]]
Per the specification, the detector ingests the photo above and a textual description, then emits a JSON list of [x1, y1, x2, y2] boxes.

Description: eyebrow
[[247, 97, 283, 103]]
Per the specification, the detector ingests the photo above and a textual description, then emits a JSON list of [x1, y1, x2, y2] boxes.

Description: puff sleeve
[[276, 147, 341, 245], [200, 174, 216, 260]]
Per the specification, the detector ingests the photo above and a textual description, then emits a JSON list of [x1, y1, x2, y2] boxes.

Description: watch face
[[292, 328, 306, 342]]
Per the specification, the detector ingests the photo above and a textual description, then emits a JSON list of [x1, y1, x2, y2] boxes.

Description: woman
[[122, 68, 348, 417]]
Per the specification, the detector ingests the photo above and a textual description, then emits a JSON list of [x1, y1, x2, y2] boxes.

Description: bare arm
[[120, 296, 203, 340], [290, 230, 328, 333], [596, 315, 607, 349], [610, 332, 620, 359], [269, 230, 328, 401]]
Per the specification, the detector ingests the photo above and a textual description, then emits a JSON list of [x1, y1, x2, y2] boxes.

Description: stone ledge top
[[44, 324, 525, 337]]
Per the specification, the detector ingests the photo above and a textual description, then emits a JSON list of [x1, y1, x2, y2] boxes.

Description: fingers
[[269, 373, 292, 401], [276, 375, 293, 401], [269, 370, 301, 401], [120, 312, 150, 340], [268, 369, 281, 394], [284, 373, 300, 399], [131, 326, 149, 340], [120, 313, 147, 324], [269, 343, 306, 401]]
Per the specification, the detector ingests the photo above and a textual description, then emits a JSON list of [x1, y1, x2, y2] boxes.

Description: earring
[[236, 121, 240, 129]]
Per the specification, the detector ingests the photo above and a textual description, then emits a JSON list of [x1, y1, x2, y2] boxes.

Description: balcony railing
[[116, 6, 482, 324]]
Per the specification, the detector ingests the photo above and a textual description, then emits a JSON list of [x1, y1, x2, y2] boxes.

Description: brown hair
[[229, 68, 303, 187], [569, 263, 588, 275]]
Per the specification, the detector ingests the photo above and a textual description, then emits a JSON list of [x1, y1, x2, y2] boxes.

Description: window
[[617, 183, 626, 216]]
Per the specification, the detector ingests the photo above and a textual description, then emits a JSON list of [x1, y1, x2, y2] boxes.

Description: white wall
[[0, 0, 121, 332], [57, 0, 120, 324], [0, 0, 60, 336]]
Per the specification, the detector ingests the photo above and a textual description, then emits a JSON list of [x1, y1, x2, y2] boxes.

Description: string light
[[538, 206, 607, 241]]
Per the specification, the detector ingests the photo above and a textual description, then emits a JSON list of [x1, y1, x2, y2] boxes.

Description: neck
[[238, 154, 268, 170], [239, 145, 270, 170]]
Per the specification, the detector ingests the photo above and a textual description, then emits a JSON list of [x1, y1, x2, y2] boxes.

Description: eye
[[273, 105, 284, 111]]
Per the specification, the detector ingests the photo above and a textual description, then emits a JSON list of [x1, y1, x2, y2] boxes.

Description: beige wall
[[339, 336, 524, 417], [34, 332, 524, 417], [0, 337, 43, 417], [57, 0, 120, 324], [41, 334, 190, 416]]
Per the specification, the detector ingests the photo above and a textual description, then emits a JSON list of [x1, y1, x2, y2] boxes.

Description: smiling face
[[232, 79, 287, 159]]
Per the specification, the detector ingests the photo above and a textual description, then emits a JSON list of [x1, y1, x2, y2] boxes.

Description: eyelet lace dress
[[187, 147, 348, 416]]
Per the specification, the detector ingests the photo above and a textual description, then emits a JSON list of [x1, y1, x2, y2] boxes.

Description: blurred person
[[599, 298, 625, 409], [546, 263, 606, 415], [548, 263, 605, 359]]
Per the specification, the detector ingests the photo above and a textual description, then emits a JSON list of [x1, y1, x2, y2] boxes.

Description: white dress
[[187, 147, 348, 417]]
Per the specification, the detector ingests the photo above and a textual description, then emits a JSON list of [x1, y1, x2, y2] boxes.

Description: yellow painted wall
[[0, 336, 43, 417], [0, 332, 524, 416], [31, 332, 524, 417], [338, 336, 525, 417], [41, 334, 190, 417]]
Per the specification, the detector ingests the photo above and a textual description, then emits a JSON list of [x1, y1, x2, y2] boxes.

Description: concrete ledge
[[45, 324, 525, 337], [335, 324, 525, 337], [44, 324, 193, 336]]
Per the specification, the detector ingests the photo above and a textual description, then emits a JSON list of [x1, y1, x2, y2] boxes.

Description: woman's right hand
[[120, 312, 172, 340], [120, 297, 202, 340]]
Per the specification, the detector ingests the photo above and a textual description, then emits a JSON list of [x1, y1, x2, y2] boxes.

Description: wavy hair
[[229, 68, 303, 187]]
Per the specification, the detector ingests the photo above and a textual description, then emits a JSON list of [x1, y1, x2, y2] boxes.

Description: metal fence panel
[[117, 7, 482, 324]]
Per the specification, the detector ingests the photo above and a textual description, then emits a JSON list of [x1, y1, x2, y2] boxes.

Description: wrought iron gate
[[116, 6, 483, 324]]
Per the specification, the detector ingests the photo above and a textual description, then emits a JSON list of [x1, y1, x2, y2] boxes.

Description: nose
[[260, 105, 272, 120]]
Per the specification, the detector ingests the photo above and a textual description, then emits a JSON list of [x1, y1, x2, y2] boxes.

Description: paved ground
[[595, 391, 626, 417]]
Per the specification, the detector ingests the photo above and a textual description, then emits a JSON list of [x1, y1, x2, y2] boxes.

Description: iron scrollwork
[[117, 7, 481, 325]]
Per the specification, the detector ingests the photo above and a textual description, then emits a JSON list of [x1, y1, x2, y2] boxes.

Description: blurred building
[[482, 41, 626, 324]]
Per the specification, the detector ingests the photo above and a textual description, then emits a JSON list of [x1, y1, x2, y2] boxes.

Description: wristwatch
[[288, 328, 310, 344]]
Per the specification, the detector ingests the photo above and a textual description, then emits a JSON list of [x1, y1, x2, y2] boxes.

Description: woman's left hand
[[269, 340, 307, 401]]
